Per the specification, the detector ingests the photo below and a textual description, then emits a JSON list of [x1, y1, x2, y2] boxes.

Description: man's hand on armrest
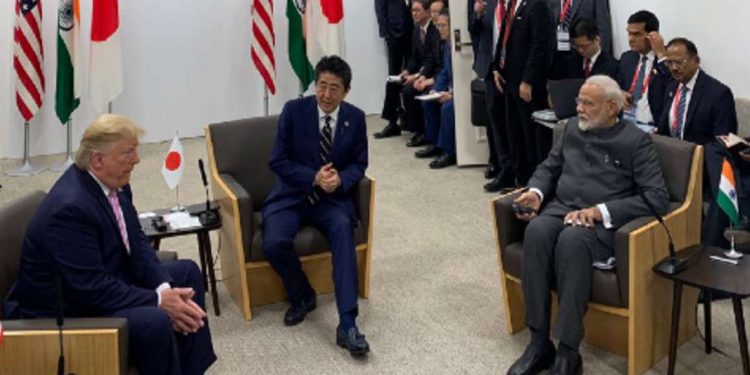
[[513, 191, 542, 221], [159, 288, 206, 334]]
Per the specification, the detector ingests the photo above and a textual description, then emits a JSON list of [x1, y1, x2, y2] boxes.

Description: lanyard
[[628, 58, 652, 96], [559, 0, 572, 23]]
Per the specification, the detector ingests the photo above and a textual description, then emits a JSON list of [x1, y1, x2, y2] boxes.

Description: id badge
[[557, 25, 570, 51]]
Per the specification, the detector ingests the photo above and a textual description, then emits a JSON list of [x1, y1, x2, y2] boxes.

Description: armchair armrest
[[355, 176, 373, 231], [492, 189, 528, 251], [614, 216, 657, 307], [1, 317, 128, 374], [217, 173, 254, 259]]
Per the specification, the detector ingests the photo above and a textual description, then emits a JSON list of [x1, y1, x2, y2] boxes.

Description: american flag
[[14, 0, 45, 122], [251, 0, 276, 94]]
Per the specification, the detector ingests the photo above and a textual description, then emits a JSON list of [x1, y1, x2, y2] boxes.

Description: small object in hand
[[512, 202, 536, 214], [152, 216, 168, 232]]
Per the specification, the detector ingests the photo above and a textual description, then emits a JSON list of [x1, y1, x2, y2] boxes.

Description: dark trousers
[[505, 87, 551, 184], [423, 99, 456, 154], [522, 214, 613, 350], [402, 84, 426, 134], [263, 200, 359, 328], [486, 78, 513, 173], [111, 260, 216, 375], [381, 33, 412, 123]]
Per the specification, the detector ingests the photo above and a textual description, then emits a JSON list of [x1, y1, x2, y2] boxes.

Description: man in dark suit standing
[[509, 76, 668, 375], [493, 0, 555, 185], [548, 0, 612, 57], [375, 0, 413, 139], [12, 114, 216, 375], [469, 0, 516, 192], [262, 56, 370, 356], [618, 10, 671, 128], [551, 18, 619, 80], [657, 37, 738, 247]]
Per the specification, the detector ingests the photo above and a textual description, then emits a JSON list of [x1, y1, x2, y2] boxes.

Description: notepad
[[415, 92, 442, 101]]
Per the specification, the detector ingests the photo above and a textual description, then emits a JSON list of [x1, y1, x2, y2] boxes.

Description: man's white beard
[[578, 115, 608, 131]]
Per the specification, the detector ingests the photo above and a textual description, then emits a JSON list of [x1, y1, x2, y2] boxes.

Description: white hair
[[584, 75, 625, 111]]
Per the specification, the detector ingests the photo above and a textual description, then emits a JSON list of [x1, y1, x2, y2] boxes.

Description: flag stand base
[[6, 122, 46, 176]]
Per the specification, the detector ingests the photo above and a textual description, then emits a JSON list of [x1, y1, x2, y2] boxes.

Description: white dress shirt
[[318, 105, 340, 142]]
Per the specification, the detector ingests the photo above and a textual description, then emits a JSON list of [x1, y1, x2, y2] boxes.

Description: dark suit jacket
[[375, 0, 412, 40], [548, 0, 613, 53], [468, 0, 498, 79], [493, 0, 555, 93], [263, 96, 368, 221], [530, 119, 669, 233], [12, 167, 172, 318], [657, 70, 737, 146], [551, 49, 620, 80], [618, 51, 672, 121], [406, 21, 441, 78]]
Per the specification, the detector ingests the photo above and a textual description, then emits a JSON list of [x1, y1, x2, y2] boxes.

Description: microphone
[[55, 274, 75, 375], [197, 159, 219, 226], [641, 191, 686, 274]]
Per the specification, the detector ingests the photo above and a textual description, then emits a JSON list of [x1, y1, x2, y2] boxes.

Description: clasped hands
[[316, 163, 341, 193], [159, 288, 206, 335]]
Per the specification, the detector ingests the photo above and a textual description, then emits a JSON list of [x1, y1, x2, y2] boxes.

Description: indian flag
[[286, 0, 314, 90], [89, 0, 123, 113], [718, 157, 741, 227], [55, 0, 81, 124]]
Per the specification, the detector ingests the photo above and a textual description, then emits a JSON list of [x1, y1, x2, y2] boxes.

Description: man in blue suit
[[11, 114, 216, 375], [262, 56, 370, 356], [656, 37, 738, 247]]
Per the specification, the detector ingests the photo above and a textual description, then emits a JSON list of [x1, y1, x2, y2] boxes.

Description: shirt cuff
[[597, 203, 614, 229], [156, 282, 171, 306], [529, 188, 544, 204]]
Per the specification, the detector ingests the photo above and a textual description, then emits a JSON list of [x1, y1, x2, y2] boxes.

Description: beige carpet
[[0, 116, 746, 374]]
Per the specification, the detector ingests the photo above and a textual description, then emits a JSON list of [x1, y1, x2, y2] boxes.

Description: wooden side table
[[654, 245, 750, 375], [139, 202, 222, 316]]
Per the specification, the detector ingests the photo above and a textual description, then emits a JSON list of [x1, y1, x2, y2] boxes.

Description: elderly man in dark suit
[[493, 0, 555, 185], [508, 75, 668, 375], [657, 37, 738, 247], [262, 56, 370, 356], [375, 0, 413, 139], [11, 114, 216, 375]]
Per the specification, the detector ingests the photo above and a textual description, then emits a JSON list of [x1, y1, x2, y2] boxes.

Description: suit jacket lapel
[[684, 71, 705, 132], [569, 0, 583, 22], [307, 97, 324, 166], [80, 169, 130, 255], [330, 104, 348, 163]]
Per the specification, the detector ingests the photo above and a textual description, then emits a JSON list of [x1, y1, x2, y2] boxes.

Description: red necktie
[[499, 0, 517, 69], [495, 0, 506, 35], [583, 58, 591, 77]]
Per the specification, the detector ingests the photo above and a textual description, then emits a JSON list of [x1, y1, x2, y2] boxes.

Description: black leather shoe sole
[[374, 124, 401, 139], [415, 146, 440, 158], [406, 134, 426, 147], [336, 336, 370, 356], [283, 297, 317, 326], [430, 155, 457, 169]]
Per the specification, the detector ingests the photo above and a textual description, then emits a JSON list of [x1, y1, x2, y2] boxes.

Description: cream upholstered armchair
[[492, 133, 704, 375], [205, 116, 375, 320]]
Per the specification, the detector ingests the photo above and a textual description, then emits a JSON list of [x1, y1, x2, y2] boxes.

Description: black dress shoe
[[484, 171, 515, 193], [550, 352, 582, 375], [336, 326, 370, 356], [283, 292, 317, 326], [415, 145, 440, 158], [507, 342, 556, 375], [374, 123, 401, 139], [406, 133, 426, 147], [429, 153, 457, 169], [484, 164, 499, 179]]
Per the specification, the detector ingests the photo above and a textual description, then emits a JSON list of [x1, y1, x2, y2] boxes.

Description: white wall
[[0, 0, 387, 158], [2, 1, 749, 158]]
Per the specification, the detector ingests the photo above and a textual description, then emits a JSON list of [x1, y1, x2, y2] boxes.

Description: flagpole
[[51, 119, 75, 172], [108, 101, 113, 114], [264, 86, 269, 116], [6, 122, 46, 176]]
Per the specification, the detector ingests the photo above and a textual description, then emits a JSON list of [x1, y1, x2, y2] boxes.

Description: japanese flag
[[0, 321, 4, 346], [161, 135, 184, 190]]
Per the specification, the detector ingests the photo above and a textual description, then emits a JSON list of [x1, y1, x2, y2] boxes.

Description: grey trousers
[[522, 214, 614, 349]]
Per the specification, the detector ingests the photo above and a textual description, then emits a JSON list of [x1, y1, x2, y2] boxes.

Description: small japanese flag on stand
[[0, 321, 4, 346], [162, 135, 184, 189]]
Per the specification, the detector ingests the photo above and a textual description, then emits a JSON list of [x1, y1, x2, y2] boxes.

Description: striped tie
[[108, 190, 130, 254], [673, 85, 689, 138], [308, 116, 333, 205]]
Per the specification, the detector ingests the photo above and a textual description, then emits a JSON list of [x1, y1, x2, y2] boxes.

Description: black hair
[[438, 8, 450, 17], [314, 55, 352, 90], [569, 18, 599, 40], [413, 0, 430, 10], [627, 10, 660, 32], [667, 37, 699, 57]]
